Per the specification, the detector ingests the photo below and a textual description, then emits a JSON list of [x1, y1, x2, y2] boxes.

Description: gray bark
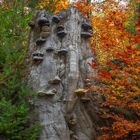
[[28, 8, 99, 140]]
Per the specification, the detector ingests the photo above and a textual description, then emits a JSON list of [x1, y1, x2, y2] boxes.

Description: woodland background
[[0, 0, 140, 140]]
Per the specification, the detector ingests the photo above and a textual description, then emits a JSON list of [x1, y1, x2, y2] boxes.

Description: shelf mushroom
[[57, 48, 68, 56], [32, 51, 44, 62], [56, 25, 64, 32], [81, 20, 93, 39], [80, 97, 90, 103], [38, 17, 50, 26], [48, 75, 61, 84], [46, 46, 54, 52], [57, 31, 67, 38], [38, 88, 57, 96], [81, 32, 92, 38], [74, 88, 88, 96], [56, 25, 67, 38], [36, 37, 46, 46]]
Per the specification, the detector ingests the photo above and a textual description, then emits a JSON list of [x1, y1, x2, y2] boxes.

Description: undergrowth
[[0, 1, 40, 140]]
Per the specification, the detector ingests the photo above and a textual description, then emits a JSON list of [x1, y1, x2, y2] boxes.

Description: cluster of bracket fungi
[[28, 12, 68, 63], [28, 11, 93, 98]]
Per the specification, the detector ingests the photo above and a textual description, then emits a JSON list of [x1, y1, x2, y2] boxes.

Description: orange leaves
[[135, 15, 140, 36], [37, 0, 52, 10], [93, 4, 140, 138], [88, 59, 98, 69], [90, 0, 135, 64], [54, 0, 70, 13], [37, 0, 70, 13], [98, 70, 112, 80], [98, 115, 140, 140], [114, 45, 140, 65], [73, 0, 92, 17], [37, 0, 92, 15], [111, 116, 140, 139], [127, 103, 140, 111]]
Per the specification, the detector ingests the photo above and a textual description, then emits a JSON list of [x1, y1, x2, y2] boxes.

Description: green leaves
[[0, 2, 40, 140]]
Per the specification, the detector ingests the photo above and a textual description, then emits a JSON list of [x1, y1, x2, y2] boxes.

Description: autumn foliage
[[90, 1, 140, 139], [37, 0, 70, 13]]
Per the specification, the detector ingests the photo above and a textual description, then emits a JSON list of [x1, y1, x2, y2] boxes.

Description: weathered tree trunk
[[28, 8, 99, 140]]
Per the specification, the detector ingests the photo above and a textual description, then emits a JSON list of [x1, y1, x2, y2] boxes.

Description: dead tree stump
[[28, 7, 99, 140]]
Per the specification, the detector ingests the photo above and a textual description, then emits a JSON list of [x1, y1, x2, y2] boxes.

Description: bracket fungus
[[38, 88, 57, 96], [38, 17, 50, 26], [74, 88, 88, 94], [56, 25, 65, 32], [81, 32, 92, 38], [57, 49, 68, 56], [32, 52, 44, 62], [81, 20, 93, 39], [46, 46, 54, 52], [80, 97, 90, 103], [36, 37, 46, 46], [56, 25, 67, 38], [48, 75, 61, 84], [57, 31, 67, 38]]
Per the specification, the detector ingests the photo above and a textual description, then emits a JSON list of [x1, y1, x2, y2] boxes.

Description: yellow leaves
[[91, 1, 140, 140], [37, 0, 70, 13], [90, 2, 136, 64], [115, 91, 124, 98], [54, 0, 70, 13], [111, 85, 125, 91], [74, 1, 93, 17], [37, 0, 50, 9], [131, 86, 140, 92], [123, 21, 130, 27], [111, 85, 115, 90]]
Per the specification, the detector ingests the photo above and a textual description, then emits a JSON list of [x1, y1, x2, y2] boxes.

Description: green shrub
[[0, 1, 40, 140]]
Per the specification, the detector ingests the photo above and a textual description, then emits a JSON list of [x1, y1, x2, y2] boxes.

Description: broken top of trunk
[[28, 7, 99, 140]]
